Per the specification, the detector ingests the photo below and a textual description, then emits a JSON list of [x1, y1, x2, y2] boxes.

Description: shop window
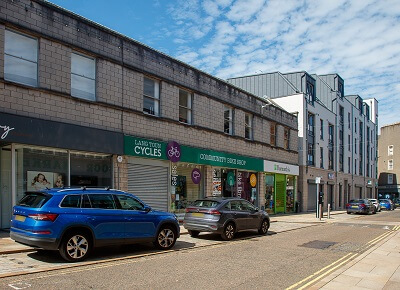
[[71, 53, 96, 101], [245, 113, 253, 140], [286, 176, 296, 213], [143, 77, 160, 116], [70, 153, 112, 187], [224, 106, 233, 135], [179, 89, 192, 124], [388, 174, 393, 184], [237, 171, 257, 204], [5, 30, 38, 87], [171, 163, 203, 215], [265, 174, 275, 214]]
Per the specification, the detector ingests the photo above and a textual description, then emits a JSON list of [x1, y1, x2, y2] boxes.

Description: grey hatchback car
[[183, 198, 270, 240]]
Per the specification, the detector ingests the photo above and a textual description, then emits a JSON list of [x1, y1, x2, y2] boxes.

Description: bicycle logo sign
[[166, 141, 181, 162]]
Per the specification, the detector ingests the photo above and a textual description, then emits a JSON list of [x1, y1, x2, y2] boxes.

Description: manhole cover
[[300, 240, 337, 249]]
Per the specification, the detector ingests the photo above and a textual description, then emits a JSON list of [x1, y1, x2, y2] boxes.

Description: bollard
[[328, 203, 331, 219], [319, 204, 322, 220]]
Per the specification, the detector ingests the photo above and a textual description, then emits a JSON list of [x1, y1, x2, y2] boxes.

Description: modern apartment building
[[0, 0, 299, 228], [228, 72, 378, 212], [378, 122, 400, 200]]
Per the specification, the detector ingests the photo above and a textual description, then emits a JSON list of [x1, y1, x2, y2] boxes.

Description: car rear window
[[193, 200, 220, 208], [17, 192, 51, 208]]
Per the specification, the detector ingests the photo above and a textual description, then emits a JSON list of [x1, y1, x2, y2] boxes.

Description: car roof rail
[[57, 186, 117, 192]]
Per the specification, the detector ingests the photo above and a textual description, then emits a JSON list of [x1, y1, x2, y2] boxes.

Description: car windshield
[[17, 192, 52, 208], [369, 199, 377, 202], [193, 200, 220, 208]]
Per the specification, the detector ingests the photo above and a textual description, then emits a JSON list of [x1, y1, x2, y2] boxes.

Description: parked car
[[368, 199, 381, 212], [379, 199, 394, 211], [393, 198, 400, 208], [183, 197, 270, 240], [346, 199, 375, 214], [11, 188, 180, 262]]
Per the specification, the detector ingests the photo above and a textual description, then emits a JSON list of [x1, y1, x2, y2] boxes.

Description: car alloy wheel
[[258, 219, 269, 235], [155, 226, 176, 250], [59, 232, 91, 262], [222, 223, 235, 241]]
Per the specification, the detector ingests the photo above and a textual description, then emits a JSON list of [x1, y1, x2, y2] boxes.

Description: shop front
[[0, 112, 123, 229], [264, 160, 299, 214], [124, 136, 264, 219]]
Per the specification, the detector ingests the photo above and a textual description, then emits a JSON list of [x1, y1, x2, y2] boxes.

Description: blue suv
[[11, 188, 180, 262]]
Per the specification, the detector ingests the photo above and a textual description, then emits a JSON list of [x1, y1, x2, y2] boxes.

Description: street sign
[[315, 177, 321, 184]]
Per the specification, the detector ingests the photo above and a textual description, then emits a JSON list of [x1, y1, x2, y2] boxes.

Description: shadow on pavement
[[27, 240, 196, 264]]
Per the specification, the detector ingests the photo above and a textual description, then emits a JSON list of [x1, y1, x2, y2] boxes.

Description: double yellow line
[[287, 225, 400, 289]]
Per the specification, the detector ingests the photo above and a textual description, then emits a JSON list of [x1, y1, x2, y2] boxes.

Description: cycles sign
[[124, 136, 167, 160]]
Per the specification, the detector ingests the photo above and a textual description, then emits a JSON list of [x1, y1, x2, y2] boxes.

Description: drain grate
[[300, 240, 337, 249]]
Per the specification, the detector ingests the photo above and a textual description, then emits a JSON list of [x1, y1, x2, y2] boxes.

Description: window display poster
[[27, 171, 65, 191], [213, 178, 222, 196]]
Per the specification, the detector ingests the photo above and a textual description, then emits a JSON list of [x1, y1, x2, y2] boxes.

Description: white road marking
[[8, 283, 31, 289]]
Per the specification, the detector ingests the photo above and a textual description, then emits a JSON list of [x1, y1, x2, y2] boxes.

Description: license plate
[[191, 213, 205, 218], [351, 206, 358, 208], [15, 215, 26, 222]]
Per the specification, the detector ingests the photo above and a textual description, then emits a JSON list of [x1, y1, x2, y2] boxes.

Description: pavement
[[0, 210, 399, 289]]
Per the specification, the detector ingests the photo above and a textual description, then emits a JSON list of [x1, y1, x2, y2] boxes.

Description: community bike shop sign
[[124, 136, 263, 171]]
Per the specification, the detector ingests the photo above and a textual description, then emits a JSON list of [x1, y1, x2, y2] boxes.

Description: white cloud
[[164, 0, 400, 128]]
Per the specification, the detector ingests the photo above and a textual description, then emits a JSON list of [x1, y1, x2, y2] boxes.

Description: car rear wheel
[[154, 225, 177, 250], [188, 230, 200, 238], [258, 219, 269, 235], [59, 231, 91, 262], [347, 211, 351, 214], [221, 222, 235, 241]]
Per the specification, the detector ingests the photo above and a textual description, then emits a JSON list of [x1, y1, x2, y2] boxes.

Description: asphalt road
[[1, 210, 399, 290]]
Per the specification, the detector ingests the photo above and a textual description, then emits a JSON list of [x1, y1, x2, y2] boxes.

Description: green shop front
[[124, 135, 263, 218], [264, 160, 299, 214]]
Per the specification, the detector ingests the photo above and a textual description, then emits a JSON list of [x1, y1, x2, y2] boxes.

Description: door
[[230, 201, 248, 230], [127, 162, 168, 211], [307, 184, 317, 211], [84, 194, 125, 244], [275, 174, 286, 213], [241, 200, 260, 229], [113, 194, 156, 240], [0, 148, 12, 229]]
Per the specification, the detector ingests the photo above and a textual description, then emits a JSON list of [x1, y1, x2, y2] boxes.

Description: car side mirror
[[253, 207, 259, 212], [144, 206, 151, 213]]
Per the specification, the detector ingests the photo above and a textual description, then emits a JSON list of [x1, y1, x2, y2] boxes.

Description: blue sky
[[48, 0, 400, 128]]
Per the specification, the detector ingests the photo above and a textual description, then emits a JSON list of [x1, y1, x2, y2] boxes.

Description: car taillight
[[32, 230, 52, 235], [360, 204, 366, 208], [28, 213, 58, 222], [185, 208, 195, 213], [208, 209, 221, 215], [346, 203, 350, 207]]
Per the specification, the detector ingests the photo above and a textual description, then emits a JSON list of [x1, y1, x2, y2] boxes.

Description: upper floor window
[[306, 82, 314, 104], [307, 113, 315, 136], [355, 118, 357, 133], [71, 53, 96, 100], [320, 119, 324, 140], [143, 77, 160, 116], [320, 147, 324, 169], [4, 30, 38, 87], [348, 113, 351, 129], [338, 82, 344, 99], [388, 145, 394, 156], [245, 113, 253, 140], [348, 157, 351, 174], [179, 89, 192, 124], [328, 124, 334, 144], [224, 106, 233, 135], [339, 106, 344, 124], [348, 135, 351, 151], [270, 123, 276, 146], [388, 174, 393, 185], [307, 143, 314, 166], [388, 159, 393, 170], [284, 128, 290, 150]]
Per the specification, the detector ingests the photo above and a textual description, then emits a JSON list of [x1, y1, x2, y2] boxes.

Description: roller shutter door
[[127, 163, 168, 211], [307, 184, 317, 211]]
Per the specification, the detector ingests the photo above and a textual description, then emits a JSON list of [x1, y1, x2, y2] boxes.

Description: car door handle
[[86, 217, 95, 221], [125, 217, 133, 221]]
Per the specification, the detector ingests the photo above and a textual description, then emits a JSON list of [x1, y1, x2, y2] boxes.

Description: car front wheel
[[154, 225, 177, 250], [59, 231, 91, 262], [258, 219, 269, 235], [221, 222, 235, 241], [188, 230, 200, 238]]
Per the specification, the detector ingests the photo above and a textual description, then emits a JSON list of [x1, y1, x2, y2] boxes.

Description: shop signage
[[264, 160, 299, 176], [328, 173, 335, 180], [367, 180, 372, 185], [181, 147, 263, 171], [124, 136, 263, 171], [124, 136, 167, 160], [0, 124, 14, 139], [0, 112, 123, 154], [166, 141, 181, 163], [227, 171, 235, 186], [237, 172, 243, 197], [250, 174, 257, 187], [191, 168, 201, 184]]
